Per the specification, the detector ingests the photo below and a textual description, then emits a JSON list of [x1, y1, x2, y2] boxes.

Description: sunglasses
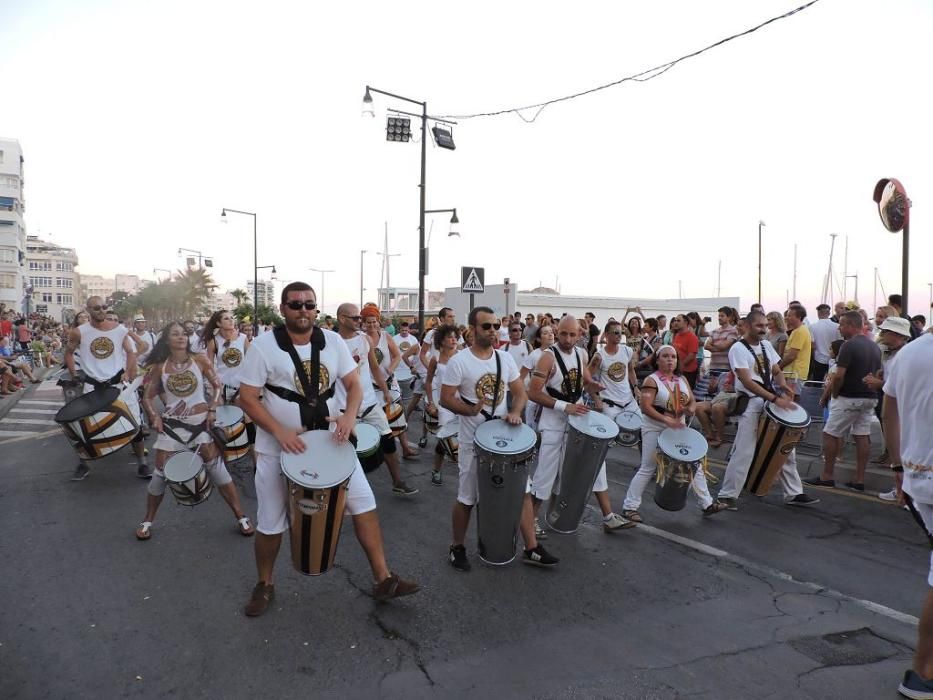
[[285, 301, 317, 310], [510, 327, 521, 332], [89, 305, 109, 312], [341, 314, 362, 322], [608, 330, 622, 335], [478, 322, 501, 331]]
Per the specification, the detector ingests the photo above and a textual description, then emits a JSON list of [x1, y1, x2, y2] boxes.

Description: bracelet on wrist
[[892, 464, 904, 473]]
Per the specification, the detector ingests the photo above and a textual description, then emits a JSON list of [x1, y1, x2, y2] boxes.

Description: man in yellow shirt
[[778, 305, 811, 398]]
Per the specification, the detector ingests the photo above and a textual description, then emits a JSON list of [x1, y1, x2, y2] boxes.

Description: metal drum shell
[[614, 410, 642, 447]]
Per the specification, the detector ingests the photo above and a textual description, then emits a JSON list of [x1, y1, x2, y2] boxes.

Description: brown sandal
[[703, 502, 727, 516], [622, 509, 643, 523]]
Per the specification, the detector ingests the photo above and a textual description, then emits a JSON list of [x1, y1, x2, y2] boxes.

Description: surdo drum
[[280, 431, 357, 576], [383, 388, 408, 438], [354, 422, 383, 473], [654, 427, 708, 511], [436, 421, 459, 461], [614, 410, 642, 447], [744, 402, 811, 496], [474, 420, 537, 565], [54, 386, 140, 461], [546, 411, 619, 534], [163, 451, 212, 506], [213, 405, 249, 462]]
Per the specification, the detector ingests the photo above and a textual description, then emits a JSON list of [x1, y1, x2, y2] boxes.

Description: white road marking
[[8, 408, 59, 414], [0, 429, 40, 438], [0, 418, 57, 425], [20, 400, 64, 406], [0, 428, 59, 445]]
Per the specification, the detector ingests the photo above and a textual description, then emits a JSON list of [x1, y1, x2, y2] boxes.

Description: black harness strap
[[546, 347, 583, 403], [739, 339, 773, 392], [265, 325, 333, 431], [461, 350, 503, 421], [83, 369, 125, 390]]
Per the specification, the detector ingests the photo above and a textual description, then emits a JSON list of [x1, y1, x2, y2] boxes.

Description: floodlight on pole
[[386, 116, 411, 142], [431, 125, 456, 150]]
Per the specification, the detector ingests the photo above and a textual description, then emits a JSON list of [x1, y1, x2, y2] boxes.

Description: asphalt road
[[0, 391, 927, 699]]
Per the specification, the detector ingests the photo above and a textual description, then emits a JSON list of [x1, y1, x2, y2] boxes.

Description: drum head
[[658, 427, 708, 462], [55, 386, 120, 422], [436, 421, 459, 440], [163, 452, 205, 482], [214, 405, 243, 427], [569, 411, 619, 440], [281, 430, 357, 488], [474, 420, 536, 455], [765, 401, 811, 427], [354, 423, 380, 454], [615, 410, 641, 431]]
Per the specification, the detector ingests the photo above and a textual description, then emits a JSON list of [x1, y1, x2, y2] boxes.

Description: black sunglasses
[[89, 305, 109, 312], [285, 301, 317, 311], [478, 322, 501, 331], [341, 314, 362, 322]]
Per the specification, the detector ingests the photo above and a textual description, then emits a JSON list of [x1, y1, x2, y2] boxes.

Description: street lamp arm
[[366, 85, 425, 109], [424, 208, 457, 215], [221, 208, 256, 218], [386, 107, 456, 126]]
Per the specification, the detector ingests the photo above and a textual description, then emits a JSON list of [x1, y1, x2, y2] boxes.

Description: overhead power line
[[439, 0, 822, 122]]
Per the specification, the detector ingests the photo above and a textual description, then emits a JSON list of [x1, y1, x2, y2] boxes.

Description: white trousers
[[622, 426, 714, 511], [530, 408, 607, 501], [717, 396, 803, 500]]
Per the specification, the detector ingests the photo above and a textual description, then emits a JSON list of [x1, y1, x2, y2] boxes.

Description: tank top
[[342, 332, 378, 409], [373, 331, 391, 377], [161, 357, 206, 413], [644, 371, 691, 429], [596, 344, 635, 407], [78, 322, 129, 382], [214, 332, 248, 387]]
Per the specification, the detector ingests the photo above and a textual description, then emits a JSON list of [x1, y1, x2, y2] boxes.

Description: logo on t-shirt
[[166, 370, 198, 397], [295, 360, 330, 396], [221, 347, 243, 367], [607, 361, 627, 383], [399, 341, 411, 352], [89, 336, 115, 360], [374, 347, 385, 366], [475, 373, 506, 409]]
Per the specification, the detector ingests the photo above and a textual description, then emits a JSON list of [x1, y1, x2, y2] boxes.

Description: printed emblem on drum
[[491, 474, 505, 488], [166, 369, 198, 397], [495, 439, 508, 448], [607, 361, 627, 383], [399, 341, 411, 352], [374, 347, 385, 366], [295, 361, 330, 396], [297, 498, 326, 515], [221, 347, 242, 367], [89, 336, 115, 360], [475, 374, 505, 409]]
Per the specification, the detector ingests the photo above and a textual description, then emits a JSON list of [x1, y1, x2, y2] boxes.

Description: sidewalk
[[0, 365, 56, 423]]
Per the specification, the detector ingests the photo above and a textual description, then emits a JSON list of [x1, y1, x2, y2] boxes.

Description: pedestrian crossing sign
[[461, 266, 485, 293]]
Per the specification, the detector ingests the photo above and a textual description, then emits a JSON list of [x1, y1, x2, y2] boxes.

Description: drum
[[744, 402, 811, 496], [614, 410, 642, 447], [436, 421, 459, 461], [163, 451, 212, 506], [474, 420, 537, 565], [395, 363, 415, 403], [655, 427, 708, 511], [280, 430, 357, 576], [424, 402, 440, 435], [383, 388, 407, 438], [546, 411, 619, 534], [355, 422, 383, 473], [214, 405, 249, 462], [54, 386, 140, 461]]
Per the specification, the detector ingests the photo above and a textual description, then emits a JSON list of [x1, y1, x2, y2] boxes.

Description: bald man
[[65, 296, 149, 481], [528, 315, 634, 535]]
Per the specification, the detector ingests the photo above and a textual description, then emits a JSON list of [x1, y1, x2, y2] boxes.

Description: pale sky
[[3, 0, 932, 315]]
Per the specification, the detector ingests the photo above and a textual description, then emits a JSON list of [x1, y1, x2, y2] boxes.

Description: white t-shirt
[[594, 344, 635, 407], [883, 333, 933, 502], [506, 340, 530, 368], [340, 332, 378, 410], [497, 327, 509, 344], [443, 347, 519, 444], [728, 339, 781, 396], [809, 318, 841, 365], [239, 328, 356, 456], [78, 323, 130, 382]]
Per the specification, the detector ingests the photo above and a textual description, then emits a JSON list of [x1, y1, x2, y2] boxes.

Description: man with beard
[[716, 312, 818, 510], [65, 296, 149, 481], [237, 282, 419, 616]]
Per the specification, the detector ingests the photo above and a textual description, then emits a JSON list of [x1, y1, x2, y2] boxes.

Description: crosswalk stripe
[[8, 408, 59, 415], [0, 429, 40, 438], [0, 418, 58, 425], [20, 400, 64, 406]]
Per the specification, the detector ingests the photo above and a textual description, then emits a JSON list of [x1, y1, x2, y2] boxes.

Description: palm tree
[[174, 268, 215, 319], [230, 288, 249, 306]]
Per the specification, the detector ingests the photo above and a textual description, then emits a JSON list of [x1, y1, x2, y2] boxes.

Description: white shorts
[[153, 414, 214, 452], [457, 440, 531, 506], [823, 396, 876, 438], [148, 455, 232, 496], [911, 500, 933, 587], [254, 451, 376, 535], [359, 403, 392, 436]]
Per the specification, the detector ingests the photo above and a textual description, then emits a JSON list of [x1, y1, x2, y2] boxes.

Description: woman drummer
[[621, 345, 725, 522], [519, 324, 555, 429], [424, 324, 460, 485], [135, 322, 254, 540]]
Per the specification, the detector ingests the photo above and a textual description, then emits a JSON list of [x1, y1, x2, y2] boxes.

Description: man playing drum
[[528, 315, 633, 534], [589, 319, 642, 421], [135, 322, 254, 540], [716, 312, 819, 510], [441, 306, 558, 571], [237, 282, 419, 617], [65, 296, 150, 481]]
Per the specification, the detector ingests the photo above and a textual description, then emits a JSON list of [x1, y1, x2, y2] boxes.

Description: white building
[[26, 235, 80, 321], [80, 274, 116, 304], [0, 138, 27, 313], [247, 279, 276, 308], [115, 274, 145, 295], [205, 291, 237, 314]]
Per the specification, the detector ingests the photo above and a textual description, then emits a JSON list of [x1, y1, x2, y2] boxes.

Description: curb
[[0, 366, 55, 422]]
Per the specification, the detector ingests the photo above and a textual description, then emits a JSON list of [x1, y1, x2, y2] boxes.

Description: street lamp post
[[362, 85, 457, 336], [758, 220, 766, 304], [360, 250, 367, 308], [845, 274, 859, 305], [153, 268, 172, 282], [178, 248, 213, 270], [221, 208, 258, 336], [309, 268, 335, 313]]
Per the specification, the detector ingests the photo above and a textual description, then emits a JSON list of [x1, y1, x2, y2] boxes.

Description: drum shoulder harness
[[265, 325, 334, 432], [546, 346, 583, 403], [461, 350, 503, 422]]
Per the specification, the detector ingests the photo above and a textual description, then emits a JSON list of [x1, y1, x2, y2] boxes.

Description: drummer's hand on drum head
[[275, 428, 307, 454], [774, 394, 794, 411], [565, 402, 589, 416], [504, 412, 522, 426], [327, 414, 356, 444]]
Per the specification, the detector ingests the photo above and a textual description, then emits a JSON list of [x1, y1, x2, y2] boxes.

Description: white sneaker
[[878, 488, 897, 502], [603, 513, 636, 532]]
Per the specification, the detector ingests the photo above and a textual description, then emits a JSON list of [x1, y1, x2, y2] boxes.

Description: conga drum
[[280, 431, 357, 576], [614, 410, 642, 448], [54, 386, 140, 460], [214, 405, 249, 462], [744, 402, 811, 496], [546, 411, 619, 533], [654, 427, 708, 511], [163, 451, 212, 506], [354, 422, 383, 473], [383, 388, 407, 438], [474, 420, 537, 565]]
